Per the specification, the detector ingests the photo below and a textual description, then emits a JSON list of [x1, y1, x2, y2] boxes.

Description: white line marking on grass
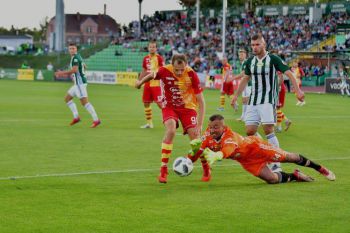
[[0, 168, 157, 181], [1, 157, 349, 181]]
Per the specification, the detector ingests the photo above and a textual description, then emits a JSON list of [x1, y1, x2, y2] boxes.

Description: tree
[[39, 17, 49, 42]]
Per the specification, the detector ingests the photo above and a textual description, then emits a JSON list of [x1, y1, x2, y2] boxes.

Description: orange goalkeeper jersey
[[200, 126, 244, 158], [198, 126, 288, 176]]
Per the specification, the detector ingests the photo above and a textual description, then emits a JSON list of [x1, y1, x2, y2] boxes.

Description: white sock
[[341, 89, 344, 95], [67, 100, 79, 118], [266, 132, 279, 148], [241, 104, 247, 120], [266, 132, 281, 171], [84, 103, 99, 121], [346, 89, 350, 96]]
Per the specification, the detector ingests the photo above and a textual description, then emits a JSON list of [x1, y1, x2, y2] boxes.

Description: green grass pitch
[[0, 80, 349, 233]]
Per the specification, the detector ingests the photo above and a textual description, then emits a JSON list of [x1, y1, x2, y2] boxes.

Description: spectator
[[21, 61, 30, 69], [47, 62, 54, 71]]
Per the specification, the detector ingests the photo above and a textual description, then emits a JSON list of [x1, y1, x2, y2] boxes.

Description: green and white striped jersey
[[70, 53, 87, 85], [240, 59, 251, 87], [244, 52, 289, 106]]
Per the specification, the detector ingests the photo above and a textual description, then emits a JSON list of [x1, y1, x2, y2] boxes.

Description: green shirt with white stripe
[[70, 53, 87, 85], [240, 59, 251, 87], [244, 52, 289, 106]]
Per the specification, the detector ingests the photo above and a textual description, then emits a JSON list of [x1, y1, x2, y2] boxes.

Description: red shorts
[[142, 82, 162, 104], [277, 87, 286, 108], [162, 107, 197, 134], [221, 82, 234, 95], [235, 136, 287, 176]]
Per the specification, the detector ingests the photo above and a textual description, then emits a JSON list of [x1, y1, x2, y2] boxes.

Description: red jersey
[[142, 54, 164, 87], [154, 64, 202, 110]]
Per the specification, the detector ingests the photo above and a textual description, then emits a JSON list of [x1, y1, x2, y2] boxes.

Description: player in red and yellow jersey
[[139, 41, 165, 129], [135, 54, 208, 183], [218, 57, 234, 111], [194, 114, 335, 184], [291, 62, 306, 106], [276, 72, 292, 132]]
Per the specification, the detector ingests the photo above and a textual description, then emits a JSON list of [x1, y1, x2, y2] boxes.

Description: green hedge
[[0, 42, 109, 70]]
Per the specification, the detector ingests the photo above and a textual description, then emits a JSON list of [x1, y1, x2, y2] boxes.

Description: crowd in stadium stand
[[300, 63, 327, 78], [113, 11, 349, 72]]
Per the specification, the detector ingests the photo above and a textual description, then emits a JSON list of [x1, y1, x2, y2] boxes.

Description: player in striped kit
[[338, 65, 350, 97], [226, 48, 249, 121], [139, 41, 165, 129], [231, 34, 304, 172], [55, 43, 101, 128]]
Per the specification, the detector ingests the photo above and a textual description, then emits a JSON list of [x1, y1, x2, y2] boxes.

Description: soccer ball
[[173, 157, 194, 177]]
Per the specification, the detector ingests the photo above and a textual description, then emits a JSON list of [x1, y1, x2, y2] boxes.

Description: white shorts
[[245, 103, 276, 126], [67, 84, 88, 99], [242, 86, 251, 98], [340, 80, 348, 89]]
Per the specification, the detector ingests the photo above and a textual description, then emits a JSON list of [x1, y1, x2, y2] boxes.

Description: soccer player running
[[139, 41, 165, 129], [338, 64, 350, 97], [291, 62, 306, 106], [217, 57, 234, 111], [226, 48, 249, 121], [55, 43, 101, 128], [231, 34, 304, 172], [135, 54, 209, 183], [196, 114, 335, 184], [276, 71, 292, 132]]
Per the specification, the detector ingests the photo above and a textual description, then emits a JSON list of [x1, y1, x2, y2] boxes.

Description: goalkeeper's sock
[[277, 172, 296, 183], [161, 141, 173, 166], [297, 154, 321, 171]]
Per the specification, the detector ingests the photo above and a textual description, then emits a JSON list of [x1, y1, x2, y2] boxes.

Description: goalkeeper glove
[[203, 148, 223, 165], [190, 138, 202, 154]]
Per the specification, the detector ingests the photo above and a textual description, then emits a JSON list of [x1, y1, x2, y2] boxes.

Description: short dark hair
[[68, 43, 77, 47], [251, 34, 263, 41], [209, 114, 224, 121], [238, 47, 248, 53], [171, 54, 187, 65]]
